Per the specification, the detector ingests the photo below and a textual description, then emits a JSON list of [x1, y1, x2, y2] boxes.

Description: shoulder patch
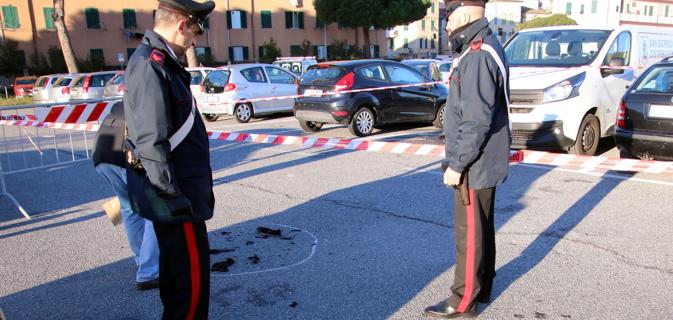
[[149, 49, 165, 65], [471, 38, 483, 51]]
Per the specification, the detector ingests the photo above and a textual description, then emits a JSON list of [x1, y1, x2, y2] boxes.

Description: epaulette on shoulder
[[149, 49, 165, 66], [471, 38, 484, 51]]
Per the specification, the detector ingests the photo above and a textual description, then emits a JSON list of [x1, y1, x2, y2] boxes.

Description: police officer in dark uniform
[[425, 1, 510, 318], [123, 1, 215, 319]]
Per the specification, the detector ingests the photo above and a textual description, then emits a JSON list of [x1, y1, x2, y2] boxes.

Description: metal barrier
[[0, 99, 119, 219]]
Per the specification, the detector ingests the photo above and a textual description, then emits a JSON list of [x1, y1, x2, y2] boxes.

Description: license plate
[[304, 89, 323, 97], [207, 96, 219, 104], [649, 104, 673, 119]]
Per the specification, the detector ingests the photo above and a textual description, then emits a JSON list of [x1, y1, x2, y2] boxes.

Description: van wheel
[[299, 120, 323, 132], [202, 113, 219, 122], [234, 103, 253, 123], [569, 114, 600, 155], [433, 104, 446, 128], [349, 107, 375, 137]]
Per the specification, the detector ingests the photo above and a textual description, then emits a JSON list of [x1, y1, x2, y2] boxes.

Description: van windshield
[[505, 29, 611, 67]]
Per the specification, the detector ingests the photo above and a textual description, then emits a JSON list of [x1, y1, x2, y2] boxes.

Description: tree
[[517, 14, 577, 31], [315, 0, 431, 58], [52, 0, 79, 73], [301, 39, 313, 57], [259, 38, 282, 63], [0, 41, 26, 76]]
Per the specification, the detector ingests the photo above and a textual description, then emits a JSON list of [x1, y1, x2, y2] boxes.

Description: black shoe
[[424, 300, 476, 319], [136, 278, 160, 291], [477, 292, 491, 303]]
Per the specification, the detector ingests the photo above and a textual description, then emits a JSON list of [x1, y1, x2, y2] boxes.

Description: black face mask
[[447, 23, 470, 54]]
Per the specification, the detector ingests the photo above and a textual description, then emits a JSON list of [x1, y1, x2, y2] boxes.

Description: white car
[[48, 75, 78, 103], [200, 64, 299, 122], [32, 74, 67, 103], [186, 67, 214, 108], [273, 56, 317, 78]]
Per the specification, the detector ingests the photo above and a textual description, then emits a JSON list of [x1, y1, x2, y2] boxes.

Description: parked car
[[70, 71, 119, 101], [504, 25, 673, 155], [186, 67, 214, 108], [273, 56, 317, 78], [200, 64, 299, 122], [294, 59, 448, 137], [438, 61, 452, 83], [615, 57, 673, 160], [13, 76, 37, 97], [103, 73, 125, 98], [401, 59, 443, 82], [48, 75, 78, 103], [32, 74, 67, 103]]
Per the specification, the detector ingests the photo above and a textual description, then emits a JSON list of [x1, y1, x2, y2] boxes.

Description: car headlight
[[542, 72, 586, 104]]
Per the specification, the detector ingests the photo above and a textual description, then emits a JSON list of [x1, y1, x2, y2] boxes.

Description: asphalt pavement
[[1, 116, 672, 319]]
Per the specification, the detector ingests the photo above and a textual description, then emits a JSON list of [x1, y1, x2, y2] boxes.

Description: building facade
[[0, 0, 391, 69], [485, 0, 524, 43], [386, 0, 441, 59], [551, 0, 673, 27]]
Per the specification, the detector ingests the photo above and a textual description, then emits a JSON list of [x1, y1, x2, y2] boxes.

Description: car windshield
[[189, 71, 204, 85], [403, 62, 431, 77], [111, 74, 124, 85], [54, 78, 72, 87], [91, 74, 116, 87], [439, 63, 451, 72], [72, 77, 85, 87], [505, 29, 611, 67], [16, 78, 36, 85], [634, 65, 673, 94], [274, 61, 303, 76], [203, 70, 231, 93], [35, 77, 48, 87], [301, 66, 346, 84]]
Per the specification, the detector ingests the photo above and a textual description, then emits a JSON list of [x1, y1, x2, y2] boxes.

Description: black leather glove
[[165, 196, 193, 217]]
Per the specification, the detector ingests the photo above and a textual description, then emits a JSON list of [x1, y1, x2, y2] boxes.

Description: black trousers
[[448, 187, 496, 313], [153, 221, 210, 320]]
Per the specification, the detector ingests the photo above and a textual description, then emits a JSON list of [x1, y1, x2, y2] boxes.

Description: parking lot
[[1, 114, 672, 319]]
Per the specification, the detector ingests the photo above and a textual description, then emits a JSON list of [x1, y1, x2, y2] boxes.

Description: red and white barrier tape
[[2, 118, 672, 174], [37, 102, 112, 124]]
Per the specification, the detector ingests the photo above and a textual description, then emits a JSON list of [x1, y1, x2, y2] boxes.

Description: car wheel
[[299, 120, 323, 132], [349, 107, 375, 137], [569, 114, 600, 155], [234, 103, 253, 123], [202, 113, 219, 122], [433, 104, 446, 128]]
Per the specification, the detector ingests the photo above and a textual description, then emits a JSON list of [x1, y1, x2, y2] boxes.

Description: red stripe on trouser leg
[[457, 189, 476, 312], [183, 222, 200, 320]]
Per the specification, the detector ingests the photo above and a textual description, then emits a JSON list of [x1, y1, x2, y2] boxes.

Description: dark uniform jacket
[[124, 29, 214, 221], [92, 101, 125, 168], [443, 18, 511, 189]]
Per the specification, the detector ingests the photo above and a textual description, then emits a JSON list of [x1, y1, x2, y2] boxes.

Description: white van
[[504, 25, 673, 155]]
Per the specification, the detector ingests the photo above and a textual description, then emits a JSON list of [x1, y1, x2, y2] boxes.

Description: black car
[[294, 59, 448, 137], [615, 57, 673, 160]]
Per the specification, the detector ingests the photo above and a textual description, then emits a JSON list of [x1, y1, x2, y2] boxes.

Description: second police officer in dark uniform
[[124, 0, 215, 319], [425, 0, 511, 318]]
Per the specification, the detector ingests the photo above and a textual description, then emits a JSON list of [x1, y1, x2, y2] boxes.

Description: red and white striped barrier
[[518, 150, 673, 174], [36, 102, 112, 124]]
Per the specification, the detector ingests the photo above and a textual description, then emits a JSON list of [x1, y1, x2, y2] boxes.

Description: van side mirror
[[601, 57, 625, 77], [609, 57, 625, 67]]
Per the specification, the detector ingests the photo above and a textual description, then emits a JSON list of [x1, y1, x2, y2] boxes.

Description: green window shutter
[[404, 24, 408, 31], [90, 48, 104, 64], [290, 45, 301, 56], [2, 6, 19, 29], [242, 47, 249, 60], [431, 39, 435, 49], [432, 3, 436, 13], [203, 17, 209, 29], [127, 48, 136, 59], [566, 3, 572, 15], [261, 10, 271, 28], [259, 46, 265, 59], [240, 11, 247, 28], [591, 0, 597, 14], [228, 47, 234, 60], [666, 6, 670, 17], [404, 38, 409, 48], [123, 9, 137, 29], [373, 45, 379, 58], [285, 12, 292, 28], [422, 20, 426, 31], [44, 7, 55, 30], [431, 20, 435, 31], [226, 11, 232, 29], [85, 8, 100, 29], [298, 12, 304, 29]]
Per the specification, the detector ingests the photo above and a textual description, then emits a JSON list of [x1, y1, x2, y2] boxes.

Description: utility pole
[[251, 0, 256, 61]]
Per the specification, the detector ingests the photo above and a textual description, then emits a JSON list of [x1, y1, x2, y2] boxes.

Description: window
[[504, 29, 612, 67], [227, 10, 247, 29], [404, 38, 409, 48], [388, 38, 394, 50], [290, 45, 302, 56], [431, 20, 435, 31], [404, 24, 409, 31], [580, 4, 585, 14], [2, 6, 19, 29], [228, 46, 249, 62], [666, 6, 670, 17], [85, 8, 100, 29], [649, 6, 654, 16], [264, 67, 295, 84], [189, 71, 204, 85], [261, 10, 272, 28], [603, 32, 631, 66], [370, 45, 380, 58], [634, 66, 673, 93], [431, 39, 436, 49], [90, 49, 105, 63], [356, 65, 386, 81], [240, 67, 267, 83], [43, 7, 55, 30], [196, 47, 211, 60], [422, 19, 426, 31], [432, 2, 436, 13], [285, 11, 304, 29], [123, 9, 137, 29], [591, 0, 598, 14], [313, 45, 327, 60], [384, 65, 424, 84], [566, 2, 572, 15], [91, 73, 116, 87], [127, 48, 136, 60]]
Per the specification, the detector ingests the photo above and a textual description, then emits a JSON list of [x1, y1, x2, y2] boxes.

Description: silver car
[[70, 71, 119, 101], [103, 73, 125, 98], [32, 74, 67, 103], [186, 67, 214, 109], [200, 64, 299, 122], [48, 75, 78, 103]]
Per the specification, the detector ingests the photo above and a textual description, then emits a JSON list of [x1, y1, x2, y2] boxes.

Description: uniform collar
[[449, 17, 490, 55], [143, 29, 180, 64]]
